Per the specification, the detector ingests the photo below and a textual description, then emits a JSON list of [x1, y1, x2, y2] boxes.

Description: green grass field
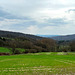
[[0, 47, 25, 54], [0, 47, 11, 53], [0, 52, 75, 75]]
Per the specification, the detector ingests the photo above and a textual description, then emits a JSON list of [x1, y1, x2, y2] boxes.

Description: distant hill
[[0, 30, 75, 41], [0, 30, 43, 40], [37, 35, 59, 38], [51, 34, 75, 41]]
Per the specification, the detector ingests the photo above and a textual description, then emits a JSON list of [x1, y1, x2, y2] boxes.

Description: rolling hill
[[0, 30, 75, 41], [0, 30, 43, 40], [51, 34, 75, 41], [37, 35, 59, 38]]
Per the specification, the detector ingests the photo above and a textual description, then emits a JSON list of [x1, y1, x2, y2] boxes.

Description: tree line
[[0, 37, 75, 54]]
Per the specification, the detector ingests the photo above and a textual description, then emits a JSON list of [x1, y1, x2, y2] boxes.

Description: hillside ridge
[[0, 30, 43, 40], [51, 34, 75, 41]]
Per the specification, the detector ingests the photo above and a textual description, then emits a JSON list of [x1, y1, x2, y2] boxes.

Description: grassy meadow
[[0, 52, 75, 75], [0, 47, 11, 53], [0, 47, 25, 54]]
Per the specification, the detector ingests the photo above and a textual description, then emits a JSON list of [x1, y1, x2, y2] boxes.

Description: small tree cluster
[[70, 41, 75, 52]]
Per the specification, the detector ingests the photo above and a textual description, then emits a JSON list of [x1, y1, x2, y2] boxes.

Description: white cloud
[[0, 19, 26, 26], [36, 23, 75, 35], [0, 0, 75, 17], [24, 25, 39, 34], [0, 0, 75, 35]]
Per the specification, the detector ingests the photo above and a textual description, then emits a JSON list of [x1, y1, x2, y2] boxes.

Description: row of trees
[[0, 37, 75, 54], [57, 40, 75, 52], [0, 37, 56, 54]]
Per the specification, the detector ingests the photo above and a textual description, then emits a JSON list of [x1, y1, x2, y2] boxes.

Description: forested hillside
[[0, 30, 43, 40], [0, 30, 75, 55]]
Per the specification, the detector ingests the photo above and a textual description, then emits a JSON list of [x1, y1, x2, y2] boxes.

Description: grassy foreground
[[0, 52, 75, 75]]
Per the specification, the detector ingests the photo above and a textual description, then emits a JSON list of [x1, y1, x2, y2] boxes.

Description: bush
[[14, 49, 22, 54]]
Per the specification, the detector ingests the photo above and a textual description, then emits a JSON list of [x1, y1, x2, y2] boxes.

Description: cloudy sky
[[0, 0, 75, 35]]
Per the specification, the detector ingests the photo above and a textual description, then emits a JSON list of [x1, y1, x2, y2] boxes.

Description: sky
[[0, 0, 75, 35]]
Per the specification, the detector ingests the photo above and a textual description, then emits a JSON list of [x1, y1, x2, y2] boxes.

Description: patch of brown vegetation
[[0, 53, 10, 56]]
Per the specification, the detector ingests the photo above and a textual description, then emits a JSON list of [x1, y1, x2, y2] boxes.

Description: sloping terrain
[[37, 35, 59, 38], [0, 30, 43, 40], [51, 34, 75, 41]]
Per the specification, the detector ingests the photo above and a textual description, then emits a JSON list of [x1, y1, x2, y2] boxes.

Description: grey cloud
[[0, 0, 66, 17], [68, 9, 75, 13], [0, 8, 19, 19], [0, 7, 32, 20], [0, 0, 75, 35], [38, 18, 68, 27]]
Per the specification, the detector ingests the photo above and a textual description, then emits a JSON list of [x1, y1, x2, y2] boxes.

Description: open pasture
[[0, 52, 75, 75]]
